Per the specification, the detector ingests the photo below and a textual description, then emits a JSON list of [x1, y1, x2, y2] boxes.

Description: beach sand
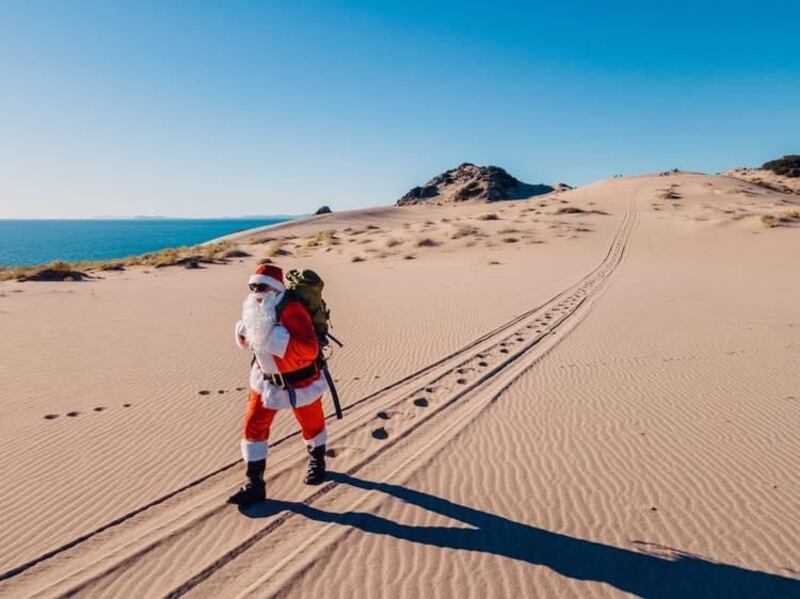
[[1, 173, 798, 597]]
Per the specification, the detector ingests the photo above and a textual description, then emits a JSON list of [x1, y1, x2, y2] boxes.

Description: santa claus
[[228, 264, 329, 506]]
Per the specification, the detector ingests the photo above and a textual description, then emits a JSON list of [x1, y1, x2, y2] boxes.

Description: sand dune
[[1, 173, 798, 597]]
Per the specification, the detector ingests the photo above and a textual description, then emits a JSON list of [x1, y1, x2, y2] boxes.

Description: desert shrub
[[477, 213, 500, 221], [556, 206, 586, 214], [265, 242, 292, 257], [305, 230, 338, 247], [12, 261, 89, 281], [100, 262, 125, 271], [416, 238, 440, 247], [502, 237, 519, 243], [385, 238, 403, 248], [351, 256, 366, 263], [497, 227, 520, 234], [223, 249, 251, 258], [761, 215, 779, 228], [451, 225, 480, 239], [250, 236, 276, 245]]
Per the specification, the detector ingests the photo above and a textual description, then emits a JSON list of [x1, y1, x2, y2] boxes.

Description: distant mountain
[[397, 163, 553, 206]]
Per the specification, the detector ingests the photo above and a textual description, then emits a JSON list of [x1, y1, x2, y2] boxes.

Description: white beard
[[242, 291, 282, 373]]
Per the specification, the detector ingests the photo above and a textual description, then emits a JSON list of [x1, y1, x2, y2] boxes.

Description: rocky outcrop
[[763, 155, 800, 178], [397, 163, 553, 206], [315, 205, 333, 215]]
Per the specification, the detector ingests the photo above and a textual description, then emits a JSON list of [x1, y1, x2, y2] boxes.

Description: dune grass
[[0, 240, 239, 282]]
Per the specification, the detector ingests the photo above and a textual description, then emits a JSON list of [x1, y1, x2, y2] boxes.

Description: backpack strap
[[274, 289, 297, 320]]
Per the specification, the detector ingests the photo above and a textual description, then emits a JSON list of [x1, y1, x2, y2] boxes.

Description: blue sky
[[1, 1, 798, 218]]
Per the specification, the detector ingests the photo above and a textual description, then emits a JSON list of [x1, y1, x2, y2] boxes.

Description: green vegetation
[[0, 240, 240, 282]]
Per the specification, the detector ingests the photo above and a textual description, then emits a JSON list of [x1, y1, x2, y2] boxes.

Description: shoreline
[[0, 216, 300, 279]]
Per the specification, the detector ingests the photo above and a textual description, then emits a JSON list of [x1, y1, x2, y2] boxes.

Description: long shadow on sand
[[241, 472, 799, 598]]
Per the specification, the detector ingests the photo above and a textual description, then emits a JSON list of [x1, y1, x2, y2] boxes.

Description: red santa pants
[[241, 390, 326, 462]]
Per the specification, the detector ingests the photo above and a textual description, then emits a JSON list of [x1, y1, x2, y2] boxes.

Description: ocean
[[0, 218, 293, 267]]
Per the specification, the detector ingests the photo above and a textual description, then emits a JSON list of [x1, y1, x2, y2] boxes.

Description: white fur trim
[[234, 321, 248, 348], [249, 368, 328, 410], [305, 428, 328, 449], [265, 324, 290, 358], [241, 439, 268, 462], [248, 274, 285, 292]]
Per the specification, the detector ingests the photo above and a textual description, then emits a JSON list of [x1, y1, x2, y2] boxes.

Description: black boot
[[228, 459, 266, 505], [304, 445, 326, 485]]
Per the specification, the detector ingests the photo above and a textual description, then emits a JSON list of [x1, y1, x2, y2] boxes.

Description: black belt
[[263, 363, 318, 388]]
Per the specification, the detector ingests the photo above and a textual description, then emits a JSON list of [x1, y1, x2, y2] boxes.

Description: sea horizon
[[0, 217, 295, 267]]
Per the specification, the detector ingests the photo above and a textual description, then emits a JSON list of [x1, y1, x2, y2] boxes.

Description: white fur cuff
[[241, 439, 268, 462], [234, 321, 248, 348], [305, 429, 328, 449]]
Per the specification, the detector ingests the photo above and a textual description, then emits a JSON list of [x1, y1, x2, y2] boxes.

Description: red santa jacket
[[271, 299, 320, 387], [236, 297, 325, 404]]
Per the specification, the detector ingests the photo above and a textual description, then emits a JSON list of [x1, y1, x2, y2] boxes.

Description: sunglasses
[[249, 283, 270, 292]]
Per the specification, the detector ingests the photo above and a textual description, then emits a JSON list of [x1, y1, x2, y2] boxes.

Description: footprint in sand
[[413, 397, 429, 408], [371, 427, 389, 440], [499, 348, 509, 354], [376, 411, 391, 420], [123, 403, 132, 408], [456, 378, 468, 385], [236, 387, 246, 391], [198, 390, 210, 396], [43, 414, 59, 420], [516, 336, 524, 342], [478, 361, 488, 367], [93, 406, 106, 412], [218, 390, 225, 394], [66, 411, 80, 417], [424, 386, 436, 393]]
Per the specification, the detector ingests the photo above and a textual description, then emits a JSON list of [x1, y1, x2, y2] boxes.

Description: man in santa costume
[[228, 264, 329, 506]]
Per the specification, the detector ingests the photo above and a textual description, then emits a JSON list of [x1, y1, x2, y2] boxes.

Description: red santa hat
[[248, 264, 285, 292]]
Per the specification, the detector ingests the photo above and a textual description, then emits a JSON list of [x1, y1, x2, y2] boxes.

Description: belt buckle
[[273, 372, 285, 388]]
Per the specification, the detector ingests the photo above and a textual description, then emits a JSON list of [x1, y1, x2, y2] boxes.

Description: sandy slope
[[1, 173, 798, 597]]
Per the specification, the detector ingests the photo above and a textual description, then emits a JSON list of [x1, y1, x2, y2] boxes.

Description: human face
[[249, 283, 276, 303]]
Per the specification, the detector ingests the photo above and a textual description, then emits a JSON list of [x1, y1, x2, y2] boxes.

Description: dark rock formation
[[397, 163, 553, 205], [763, 155, 800, 178], [315, 205, 333, 214]]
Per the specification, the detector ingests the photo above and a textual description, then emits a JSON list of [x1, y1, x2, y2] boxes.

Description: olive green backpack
[[277, 269, 339, 349], [276, 268, 344, 418]]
